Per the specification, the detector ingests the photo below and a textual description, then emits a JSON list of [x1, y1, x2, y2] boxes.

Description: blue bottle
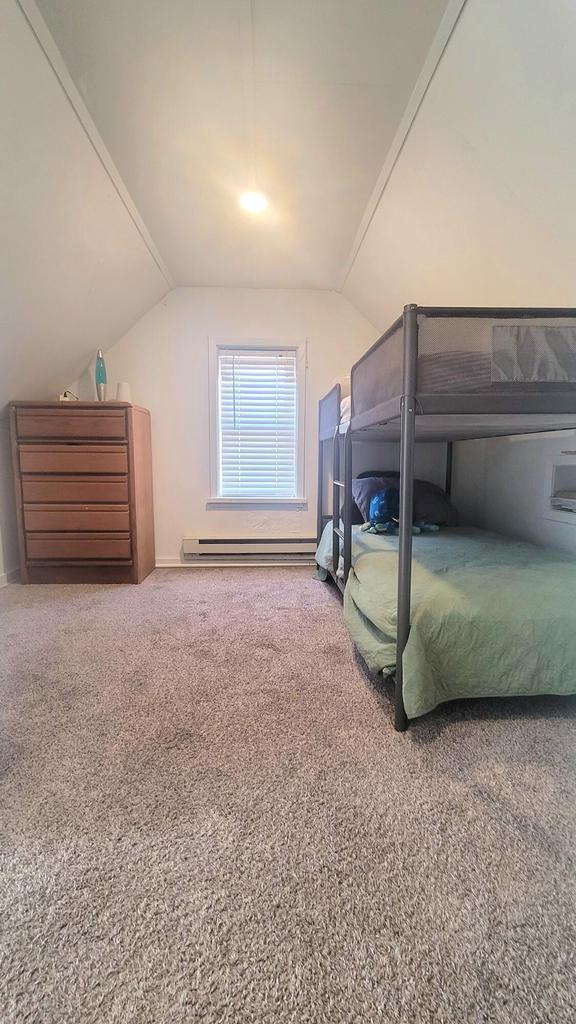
[[95, 349, 107, 401]]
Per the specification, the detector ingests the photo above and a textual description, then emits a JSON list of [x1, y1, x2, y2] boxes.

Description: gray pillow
[[352, 476, 400, 522], [351, 475, 458, 526], [414, 479, 458, 526]]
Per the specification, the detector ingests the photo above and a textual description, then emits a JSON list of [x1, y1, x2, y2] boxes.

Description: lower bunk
[[316, 521, 576, 721]]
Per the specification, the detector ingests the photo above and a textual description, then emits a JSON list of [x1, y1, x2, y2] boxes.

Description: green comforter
[[315, 520, 402, 576], [343, 527, 576, 720]]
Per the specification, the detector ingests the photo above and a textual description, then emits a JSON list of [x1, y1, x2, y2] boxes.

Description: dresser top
[[10, 400, 148, 414]]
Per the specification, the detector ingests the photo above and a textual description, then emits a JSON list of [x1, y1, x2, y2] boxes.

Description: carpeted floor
[[0, 567, 575, 1023]]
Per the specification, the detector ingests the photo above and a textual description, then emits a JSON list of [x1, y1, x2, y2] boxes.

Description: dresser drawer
[[10, 401, 154, 585], [17, 409, 127, 441], [19, 444, 128, 475], [21, 475, 130, 504], [26, 532, 132, 561], [23, 504, 130, 532]]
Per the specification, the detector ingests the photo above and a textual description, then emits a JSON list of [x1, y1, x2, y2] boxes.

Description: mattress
[[343, 527, 576, 720]]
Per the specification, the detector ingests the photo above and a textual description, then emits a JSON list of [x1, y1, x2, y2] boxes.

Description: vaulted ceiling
[[1, 0, 452, 408], [35, 0, 450, 289], [2, 0, 573, 415]]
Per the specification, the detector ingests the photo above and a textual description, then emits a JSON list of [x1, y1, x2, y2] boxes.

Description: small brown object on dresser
[[9, 402, 155, 584]]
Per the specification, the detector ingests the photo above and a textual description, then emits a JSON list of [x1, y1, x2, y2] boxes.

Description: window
[[209, 343, 306, 504]]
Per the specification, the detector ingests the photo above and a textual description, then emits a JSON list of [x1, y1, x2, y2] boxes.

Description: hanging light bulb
[[239, 191, 268, 214]]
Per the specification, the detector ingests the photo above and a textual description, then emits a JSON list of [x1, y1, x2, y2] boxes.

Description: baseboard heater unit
[[182, 537, 317, 564]]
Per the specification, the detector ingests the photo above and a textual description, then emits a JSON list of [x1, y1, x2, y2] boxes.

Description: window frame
[[207, 338, 307, 508]]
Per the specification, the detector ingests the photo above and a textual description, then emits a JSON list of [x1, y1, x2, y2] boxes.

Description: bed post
[[343, 426, 353, 583], [445, 441, 454, 497], [317, 432, 324, 547], [395, 304, 418, 732], [332, 425, 341, 579]]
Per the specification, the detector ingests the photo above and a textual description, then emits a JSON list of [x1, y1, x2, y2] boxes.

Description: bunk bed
[[317, 305, 576, 731], [316, 381, 354, 591]]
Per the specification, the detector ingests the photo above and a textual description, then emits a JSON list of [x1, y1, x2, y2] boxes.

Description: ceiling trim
[[16, 0, 175, 289], [338, 0, 469, 292]]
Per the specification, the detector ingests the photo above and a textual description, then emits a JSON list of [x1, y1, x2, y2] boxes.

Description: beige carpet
[[0, 567, 575, 1023]]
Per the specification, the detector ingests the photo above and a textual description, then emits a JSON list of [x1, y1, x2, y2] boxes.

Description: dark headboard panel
[[318, 383, 341, 441]]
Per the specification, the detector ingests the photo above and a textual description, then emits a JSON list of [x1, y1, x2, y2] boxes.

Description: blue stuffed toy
[[360, 485, 440, 535]]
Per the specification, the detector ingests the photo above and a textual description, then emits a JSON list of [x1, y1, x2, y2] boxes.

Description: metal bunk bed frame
[[318, 304, 576, 732], [316, 380, 352, 595]]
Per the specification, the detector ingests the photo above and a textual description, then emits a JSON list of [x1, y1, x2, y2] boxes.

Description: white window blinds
[[218, 348, 298, 498]]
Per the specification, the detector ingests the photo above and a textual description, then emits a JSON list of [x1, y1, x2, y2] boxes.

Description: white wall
[[0, 0, 175, 584], [354, 442, 447, 485], [344, 0, 576, 325], [343, 0, 576, 554], [100, 288, 377, 563], [0, 0, 168, 411], [478, 432, 576, 554]]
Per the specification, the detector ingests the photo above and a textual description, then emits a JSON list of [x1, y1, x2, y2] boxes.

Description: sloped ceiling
[[0, 0, 454, 410], [0, 0, 170, 408], [35, 0, 450, 289], [342, 0, 576, 327]]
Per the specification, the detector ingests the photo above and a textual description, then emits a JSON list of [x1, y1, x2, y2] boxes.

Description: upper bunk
[[349, 306, 576, 441]]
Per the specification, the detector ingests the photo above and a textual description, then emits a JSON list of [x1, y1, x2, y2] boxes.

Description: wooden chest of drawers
[[10, 402, 155, 584]]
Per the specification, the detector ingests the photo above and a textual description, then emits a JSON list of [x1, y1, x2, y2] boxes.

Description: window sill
[[206, 497, 307, 511]]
